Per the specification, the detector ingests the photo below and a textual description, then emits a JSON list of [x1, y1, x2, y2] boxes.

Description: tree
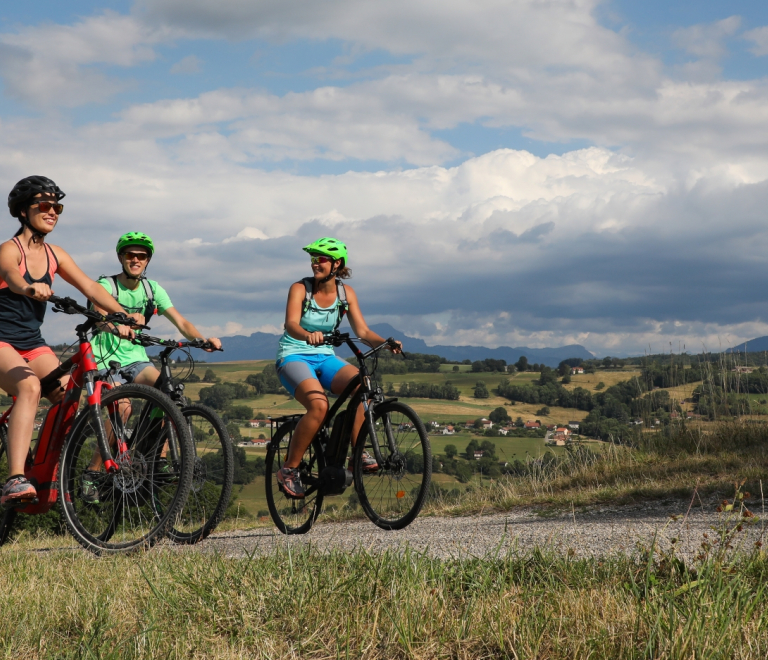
[[480, 440, 497, 458], [465, 438, 480, 460], [602, 357, 613, 369], [595, 381, 605, 390], [561, 374, 571, 384], [202, 368, 218, 383], [536, 406, 550, 416], [452, 365, 460, 372], [444, 444, 457, 459], [473, 381, 489, 398], [225, 405, 253, 420], [515, 356, 528, 372], [489, 406, 510, 424]]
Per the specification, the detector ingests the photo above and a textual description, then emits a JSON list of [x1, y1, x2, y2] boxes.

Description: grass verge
[[0, 538, 766, 659]]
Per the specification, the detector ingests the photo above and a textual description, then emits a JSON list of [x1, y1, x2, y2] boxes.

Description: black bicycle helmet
[[8, 175, 65, 219]]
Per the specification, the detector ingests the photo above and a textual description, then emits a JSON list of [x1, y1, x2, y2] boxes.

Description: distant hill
[[201, 322, 593, 368], [727, 336, 768, 353]]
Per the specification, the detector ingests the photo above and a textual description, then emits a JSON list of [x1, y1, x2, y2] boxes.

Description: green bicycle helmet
[[302, 237, 347, 265], [116, 232, 155, 256]]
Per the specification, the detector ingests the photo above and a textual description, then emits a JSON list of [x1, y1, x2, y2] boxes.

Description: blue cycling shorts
[[276, 353, 350, 397]]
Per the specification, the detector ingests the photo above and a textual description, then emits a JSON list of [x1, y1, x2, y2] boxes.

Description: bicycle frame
[[1, 328, 116, 514], [269, 333, 399, 494]]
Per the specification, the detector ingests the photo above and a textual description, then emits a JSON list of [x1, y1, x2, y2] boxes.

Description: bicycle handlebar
[[130, 333, 223, 352], [48, 295, 147, 329], [320, 330, 400, 355]]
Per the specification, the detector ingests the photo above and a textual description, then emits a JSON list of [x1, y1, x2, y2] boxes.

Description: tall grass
[[0, 533, 766, 659]]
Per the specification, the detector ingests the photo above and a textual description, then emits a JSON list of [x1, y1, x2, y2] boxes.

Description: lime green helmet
[[302, 237, 347, 265], [116, 232, 154, 256]]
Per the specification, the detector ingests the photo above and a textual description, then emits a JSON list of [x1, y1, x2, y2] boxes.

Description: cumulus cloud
[[744, 26, 768, 56], [170, 54, 202, 74], [0, 12, 167, 106], [672, 16, 741, 60]]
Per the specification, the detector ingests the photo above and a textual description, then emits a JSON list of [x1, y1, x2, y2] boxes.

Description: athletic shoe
[[277, 467, 305, 499], [155, 459, 180, 482], [349, 451, 379, 473], [80, 470, 103, 505], [1, 476, 37, 506]]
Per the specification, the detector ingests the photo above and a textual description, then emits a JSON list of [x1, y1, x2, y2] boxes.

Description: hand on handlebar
[[386, 338, 403, 354], [25, 282, 53, 302], [203, 337, 222, 352], [305, 331, 325, 346]]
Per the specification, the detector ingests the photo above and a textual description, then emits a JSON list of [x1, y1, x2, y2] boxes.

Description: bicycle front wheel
[[167, 404, 234, 544], [353, 401, 432, 530], [265, 420, 325, 535], [58, 383, 193, 554]]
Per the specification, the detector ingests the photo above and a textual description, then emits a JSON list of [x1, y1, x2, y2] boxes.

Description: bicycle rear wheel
[[167, 404, 234, 544], [58, 384, 193, 554], [353, 400, 432, 530], [265, 420, 325, 535]]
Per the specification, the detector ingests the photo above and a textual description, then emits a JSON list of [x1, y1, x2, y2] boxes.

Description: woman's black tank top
[[0, 237, 58, 350]]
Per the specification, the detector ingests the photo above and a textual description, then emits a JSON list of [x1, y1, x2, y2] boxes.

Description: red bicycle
[[0, 295, 194, 554]]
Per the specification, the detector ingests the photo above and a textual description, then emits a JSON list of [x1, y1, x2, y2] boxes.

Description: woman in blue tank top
[[0, 176, 134, 505], [275, 237, 402, 499]]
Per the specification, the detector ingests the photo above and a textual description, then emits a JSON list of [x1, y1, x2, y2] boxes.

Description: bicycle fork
[[85, 375, 121, 474]]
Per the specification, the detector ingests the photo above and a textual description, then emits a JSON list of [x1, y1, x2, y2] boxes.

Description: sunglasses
[[122, 251, 150, 262], [310, 255, 333, 265], [30, 201, 64, 215]]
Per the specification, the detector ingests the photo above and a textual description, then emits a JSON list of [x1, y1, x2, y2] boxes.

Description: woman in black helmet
[[0, 176, 133, 505]]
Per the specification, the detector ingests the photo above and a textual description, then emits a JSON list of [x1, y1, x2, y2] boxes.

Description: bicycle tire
[[58, 383, 193, 554], [0, 424, 15, 546], [353, 400, 432, 530], [265, 420, 325, 535], [167, 404, 234, 544]]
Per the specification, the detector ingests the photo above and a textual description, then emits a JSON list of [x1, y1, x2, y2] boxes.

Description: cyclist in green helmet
[[81, 232, 222, 502], [275, 237, 402, 498]]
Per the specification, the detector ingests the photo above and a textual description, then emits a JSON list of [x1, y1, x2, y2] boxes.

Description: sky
[[2, 1, 768, 357]]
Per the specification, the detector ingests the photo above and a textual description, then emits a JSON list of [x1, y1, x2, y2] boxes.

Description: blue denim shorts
[[276, 353, 350, 397]]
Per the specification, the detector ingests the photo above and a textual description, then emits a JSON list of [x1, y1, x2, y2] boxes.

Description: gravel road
[[190, 500, 766, 561]]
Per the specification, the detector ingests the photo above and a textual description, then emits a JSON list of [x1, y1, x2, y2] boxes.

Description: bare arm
[[162, 307, 221, 350], [345, 285, 402, 353], [284, 282, 313, 342], [51, 245, 130, 316], [0, 241, 45, 299]]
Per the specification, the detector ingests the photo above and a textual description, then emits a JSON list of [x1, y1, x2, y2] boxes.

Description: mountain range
[[727, 336, 768, 354], [191, 322, 594, 368]]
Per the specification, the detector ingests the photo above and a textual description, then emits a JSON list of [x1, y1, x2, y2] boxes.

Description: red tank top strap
[[12, 237, 27, 277]]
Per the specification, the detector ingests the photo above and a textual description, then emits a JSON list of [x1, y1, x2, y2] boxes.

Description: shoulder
[[45, 243, 68, 263], [341, 282, 357, 298], [289, 280, 308, 295], [0, 238, 20, 256]]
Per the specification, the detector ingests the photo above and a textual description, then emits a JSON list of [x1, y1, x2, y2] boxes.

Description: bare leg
[[86, 365, 162, 471], [0, 348, 42, 477], [329, 365, 364, 445], [27, 351, 70, 404], [284, 378, 328, 468]]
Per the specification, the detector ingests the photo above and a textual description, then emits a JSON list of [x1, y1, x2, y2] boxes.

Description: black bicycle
[[265, 331, 432, 534], [126, 334, 234, 544]]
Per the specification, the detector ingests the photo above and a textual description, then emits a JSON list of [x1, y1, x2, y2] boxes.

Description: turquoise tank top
[[276, 298, 340, 360]]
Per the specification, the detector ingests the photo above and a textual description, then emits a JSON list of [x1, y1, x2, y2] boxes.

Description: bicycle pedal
[[11, 496, 39, 509]]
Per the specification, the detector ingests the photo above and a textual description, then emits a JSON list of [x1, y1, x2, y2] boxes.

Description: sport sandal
[[277, 467, 305, 499]]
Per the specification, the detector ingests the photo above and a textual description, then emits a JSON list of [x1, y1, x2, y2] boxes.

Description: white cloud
[[672, 16, 741, 60], [170, 54, 202, 74], [0, 12, 168, 106], [744, 26, 768, 56]]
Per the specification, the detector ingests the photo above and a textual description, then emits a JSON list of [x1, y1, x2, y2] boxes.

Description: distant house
[[498, 426, 511, 436], [251, 439, 267, 447], [429, 421, 440, 428], [524, 421, 541, 429], [552, 432, 567, 446], [568, 421, 580, 430], [670, 411, 680, 419], [546, 424, 557, 431], [556, 427, 571, 437], [442, 425, 455, 435], [473, 450, 484, 460], [248, 419, 263, 428], [482, 420, 493, 430], [732, 366, 754, 374], [571, 366, 584, 375]]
